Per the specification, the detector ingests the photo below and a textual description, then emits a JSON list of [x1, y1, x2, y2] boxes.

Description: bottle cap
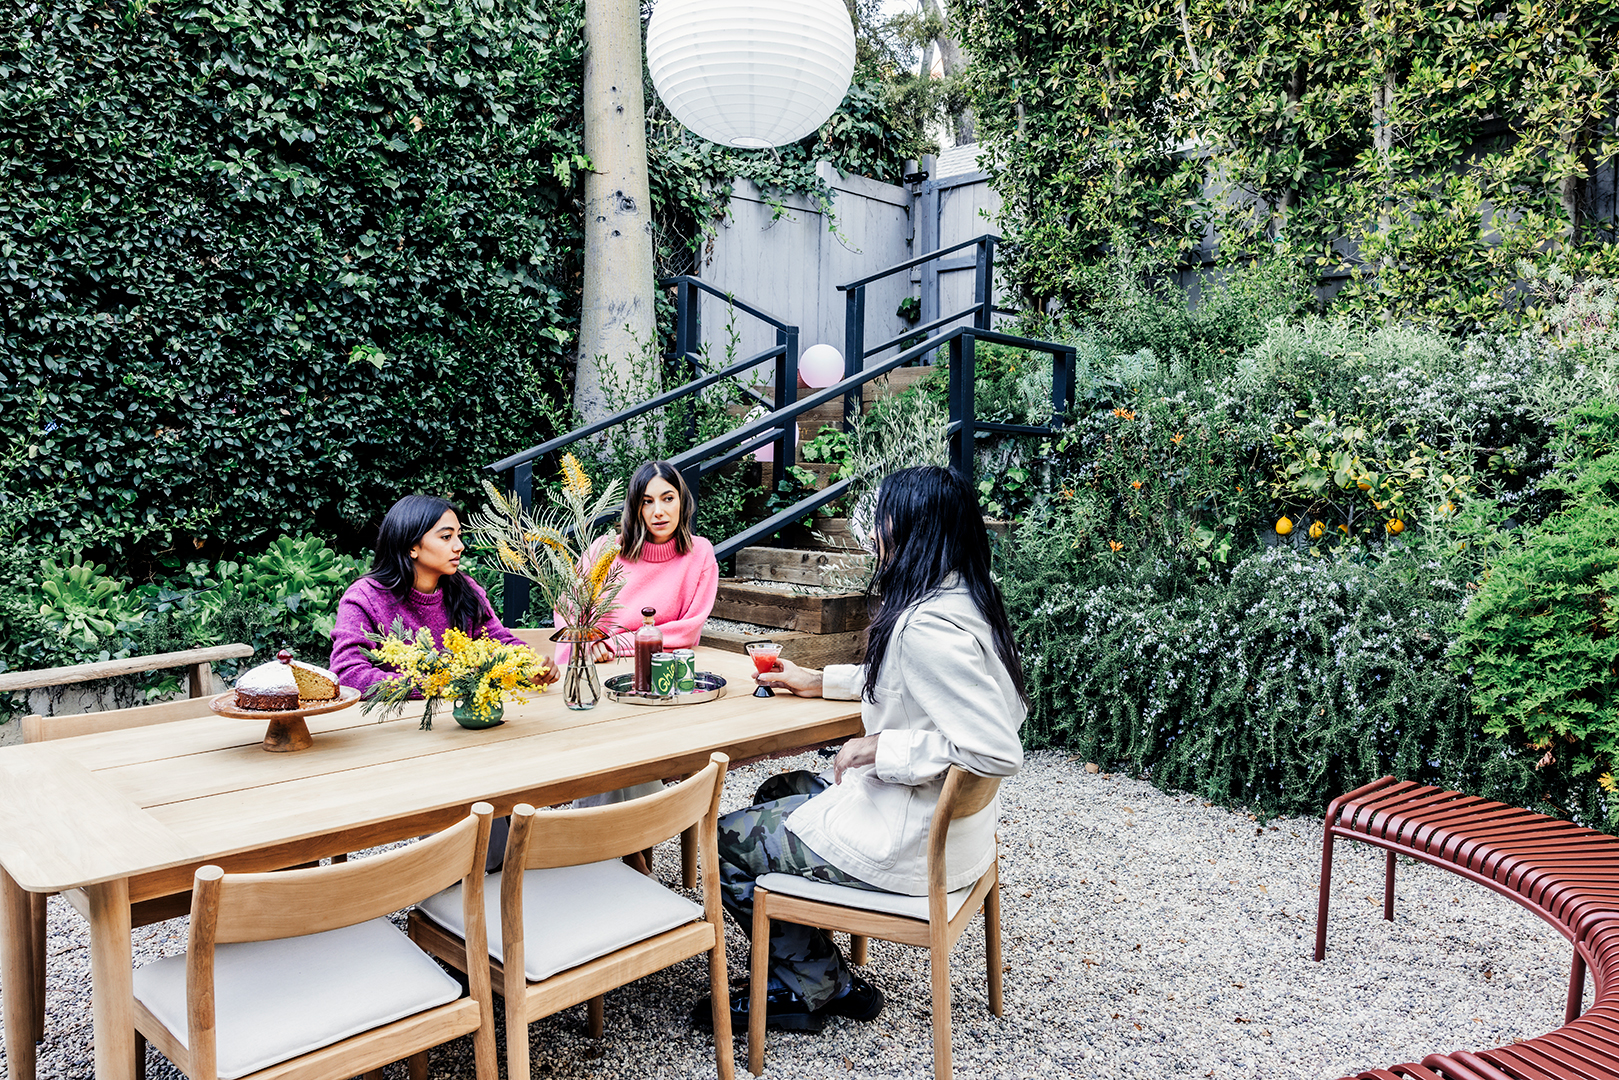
[[642, 607, 656, 619]]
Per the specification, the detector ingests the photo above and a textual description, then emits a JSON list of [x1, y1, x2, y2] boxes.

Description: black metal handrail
[[836, 233, 998, 426]]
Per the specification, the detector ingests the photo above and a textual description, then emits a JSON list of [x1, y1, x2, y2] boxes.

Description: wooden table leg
[[86, 879, 136, 1080], [1, 865, 38, 1080]]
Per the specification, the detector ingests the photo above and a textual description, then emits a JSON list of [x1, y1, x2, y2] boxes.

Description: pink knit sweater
[[554, 535, 719, 663]]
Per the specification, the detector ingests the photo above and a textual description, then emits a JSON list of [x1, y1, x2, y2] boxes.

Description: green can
[[650, 652, 678, 697], [672, 648, 697, 693]]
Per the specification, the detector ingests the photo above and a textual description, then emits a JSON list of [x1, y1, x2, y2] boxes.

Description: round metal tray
[[605, 672, 727, 706]]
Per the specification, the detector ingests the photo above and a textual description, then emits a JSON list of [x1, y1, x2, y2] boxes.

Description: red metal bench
[[1317, 776, 1619, 1080]]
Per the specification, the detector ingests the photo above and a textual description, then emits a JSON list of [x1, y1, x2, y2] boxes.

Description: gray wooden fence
[[691, 154, 1004, 376]]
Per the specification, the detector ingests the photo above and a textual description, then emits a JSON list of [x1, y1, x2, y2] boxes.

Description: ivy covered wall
[[957, 0, 1619, 326]]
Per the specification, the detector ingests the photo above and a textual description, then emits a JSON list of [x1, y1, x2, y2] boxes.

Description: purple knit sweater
[[328, 575, 523, 693]]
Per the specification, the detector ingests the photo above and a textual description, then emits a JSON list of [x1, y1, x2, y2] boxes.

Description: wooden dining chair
[[746, 767, 1006, 1079], [20, 695, 221, 1044], [408, 752, 734, 1080], [131, 803, 497, 1080]]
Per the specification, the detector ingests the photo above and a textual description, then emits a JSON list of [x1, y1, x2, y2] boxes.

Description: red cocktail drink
[[745, 642, 782, 698]]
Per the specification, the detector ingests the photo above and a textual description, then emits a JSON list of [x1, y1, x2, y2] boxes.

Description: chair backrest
[[924, 767, 1003, 913], [197, 803, 494, 945], [183, 804, 495, 1079], [21, 695, 220, 744], [508, 753, 729, 871]]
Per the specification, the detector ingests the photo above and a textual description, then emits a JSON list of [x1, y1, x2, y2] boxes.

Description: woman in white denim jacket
[[700, 465, 1027, 1034]]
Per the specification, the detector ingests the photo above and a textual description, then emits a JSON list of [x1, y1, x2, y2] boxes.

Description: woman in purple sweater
[[329, 494, 556, 692]]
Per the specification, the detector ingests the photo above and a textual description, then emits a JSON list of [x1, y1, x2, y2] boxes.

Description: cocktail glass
[[745, 641, 783, 698]]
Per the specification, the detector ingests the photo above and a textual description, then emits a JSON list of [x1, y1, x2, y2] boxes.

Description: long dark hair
[[861, 466, 1028, 707], [619, 460, 696, 560], [367, 494, 485, 632]]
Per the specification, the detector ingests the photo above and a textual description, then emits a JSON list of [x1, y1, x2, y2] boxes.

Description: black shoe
[[817, 975, 884, 1021], [691, 988, 828, 1033]]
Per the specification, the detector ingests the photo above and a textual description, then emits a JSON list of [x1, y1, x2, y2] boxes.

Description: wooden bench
[[1317, 776, 1619, 1080], [0, 643, 255, 726]]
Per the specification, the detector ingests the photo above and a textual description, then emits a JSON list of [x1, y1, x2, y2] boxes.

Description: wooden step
[[734, 546, 870, 587], [711, 581, 870, 634], [765, 517, 865, 552], [699, 627, 866, 668]]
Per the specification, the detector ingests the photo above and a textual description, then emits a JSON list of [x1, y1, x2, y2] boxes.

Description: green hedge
[[0, 0, 585, 564]]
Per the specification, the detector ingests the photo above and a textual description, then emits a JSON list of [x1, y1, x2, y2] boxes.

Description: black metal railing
[[485, 237, 1073, 624], [836, 234, 998, 426]]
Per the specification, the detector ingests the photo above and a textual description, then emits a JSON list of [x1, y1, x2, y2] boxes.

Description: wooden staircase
[[698, 367, 933, 669]]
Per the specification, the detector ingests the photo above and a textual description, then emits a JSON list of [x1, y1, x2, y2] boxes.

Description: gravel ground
[[5, 750, 1579, 1080]]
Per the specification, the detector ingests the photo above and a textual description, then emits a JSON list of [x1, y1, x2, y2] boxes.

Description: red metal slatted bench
[[1317, 776, 1619, 1080]]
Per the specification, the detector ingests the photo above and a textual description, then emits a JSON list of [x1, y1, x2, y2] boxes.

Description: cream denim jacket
[[785, 580, 1026, 894]]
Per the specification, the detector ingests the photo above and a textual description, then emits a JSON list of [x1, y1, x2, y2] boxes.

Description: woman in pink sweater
[[555, 460, 719, 665]]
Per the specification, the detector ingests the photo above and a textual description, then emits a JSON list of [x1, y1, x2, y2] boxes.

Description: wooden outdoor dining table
[[0, 646, 862, 1080]]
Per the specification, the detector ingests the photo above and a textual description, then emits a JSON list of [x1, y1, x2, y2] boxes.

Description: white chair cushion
[[132, 917, 461, 1080], [756, 872, 979, 922], [416, 859, 702, 982]]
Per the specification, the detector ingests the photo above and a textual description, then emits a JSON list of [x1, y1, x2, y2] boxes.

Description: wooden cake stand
[[209, 686, 362, 752]]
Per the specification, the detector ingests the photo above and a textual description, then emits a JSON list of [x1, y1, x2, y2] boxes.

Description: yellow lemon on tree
[[1308, 520, 1326, 539], [1386, 518, 1405, 534], [1275, 516, 1294, 536]]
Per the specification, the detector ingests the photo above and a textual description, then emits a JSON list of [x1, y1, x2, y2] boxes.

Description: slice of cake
[[235, 655, 300, 711], [289, 657, 340, 702]]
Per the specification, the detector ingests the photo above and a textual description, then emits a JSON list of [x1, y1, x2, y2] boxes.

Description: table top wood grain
[[0, 647, 861, 894]]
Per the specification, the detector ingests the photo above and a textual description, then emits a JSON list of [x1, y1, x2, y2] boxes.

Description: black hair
[[620, 460, 696, 560], [861, 466, 1029, 707], [367, 494, 485, 633]]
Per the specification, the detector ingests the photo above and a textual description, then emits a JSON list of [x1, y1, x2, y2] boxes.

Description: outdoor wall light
[[646, 0, 856, 149]]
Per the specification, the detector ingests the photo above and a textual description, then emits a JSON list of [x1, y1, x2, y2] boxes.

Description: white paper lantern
[[646, 0, 857, 149], [799, 343, 845, 388]]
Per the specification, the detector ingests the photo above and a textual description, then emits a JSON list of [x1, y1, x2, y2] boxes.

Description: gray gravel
[[4, 751, 1578, 1079]]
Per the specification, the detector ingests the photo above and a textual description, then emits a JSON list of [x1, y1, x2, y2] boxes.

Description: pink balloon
[[753, 439, 774, 463], [799, 343, 844, 388]]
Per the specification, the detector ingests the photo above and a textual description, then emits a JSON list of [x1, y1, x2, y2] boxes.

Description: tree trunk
[[922, 0, 974, 144], [576, 0, 656, 426]]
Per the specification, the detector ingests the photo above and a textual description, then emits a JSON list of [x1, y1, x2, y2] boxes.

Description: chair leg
[[587, 995, 605, 1039], [930, 942, 953, 1080], [135, 1030, 146, 1080], [29, 891, 47, 1043], [505, 984, 531, 1080], [748, 890, 771, 1077], [850, 934, 868, 966], [362, 1070, 384, 1080], [1568, 948, 1588, 1024], [984, 881, 1004, 1017], [1313, 827, 1336, 962], [641, 847, 657, 877], [709, 926, 735, 1080], [408, 1050, 429, 1080], [330, 853, 348, 865], [1383, 849, 1396, 921], [682, 826, 699, 890]]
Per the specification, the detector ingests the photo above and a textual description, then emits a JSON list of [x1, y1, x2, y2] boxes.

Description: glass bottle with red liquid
[[633, 607, 662, 693]]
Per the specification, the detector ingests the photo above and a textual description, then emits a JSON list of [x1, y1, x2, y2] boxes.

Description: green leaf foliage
[[1456, 400, 1619, 825], [0, 0, 587, 563], [958, 0, 1619, 326]]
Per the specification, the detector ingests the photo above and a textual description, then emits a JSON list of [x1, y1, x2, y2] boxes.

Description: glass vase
[[553, 626, 608, 711], [562, 643, 602, 710]]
